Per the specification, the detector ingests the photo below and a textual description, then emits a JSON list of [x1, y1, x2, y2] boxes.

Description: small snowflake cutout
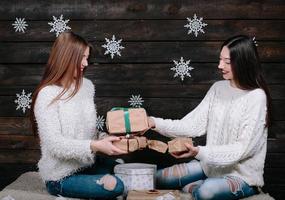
[[128, 94, 144, 108], [96, 115, 105, 131], [48, 15, 71, 37], [171, 57, 194, 81], [184, 14, 207, 37], [15, 89, 32, 113], [102, 35, 125, 59], [12, 18, 28, 33]]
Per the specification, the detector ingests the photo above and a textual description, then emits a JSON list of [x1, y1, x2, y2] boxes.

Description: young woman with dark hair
[[148, 35, 271, 200], [30, 32, 126, 199]]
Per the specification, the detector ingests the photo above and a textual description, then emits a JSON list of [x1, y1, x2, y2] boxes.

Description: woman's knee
[[192, 179, 216, 200], [113, 175, 124, 194], [97, 174, 124, 195]]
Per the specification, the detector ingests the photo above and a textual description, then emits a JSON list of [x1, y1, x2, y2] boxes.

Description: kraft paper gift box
[[127, 190, 181, 200], [106, 108, 149, 135], [168, 137, 193, 153], [114, 163, 157, 194], [147, 140, 168, 153], [113, 136, 147, 152]]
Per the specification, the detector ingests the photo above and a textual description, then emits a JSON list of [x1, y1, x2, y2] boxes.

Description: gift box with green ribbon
[[106, 107, 149, 135]]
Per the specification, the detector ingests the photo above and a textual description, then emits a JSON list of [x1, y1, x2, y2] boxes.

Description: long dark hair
[[221, 35, 271, 127], [30, 32, 92, 135]]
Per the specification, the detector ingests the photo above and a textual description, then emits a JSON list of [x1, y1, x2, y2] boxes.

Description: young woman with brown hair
[[31, 32, 126, 199]]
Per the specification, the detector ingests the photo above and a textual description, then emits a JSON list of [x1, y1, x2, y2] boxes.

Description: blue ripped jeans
[[45, 156, 124, 199], [156, 160, 258, 200]]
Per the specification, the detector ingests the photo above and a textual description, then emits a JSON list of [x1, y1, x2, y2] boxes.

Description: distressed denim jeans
[[45, 156, 124, 199], [156, 160, 258, 200]]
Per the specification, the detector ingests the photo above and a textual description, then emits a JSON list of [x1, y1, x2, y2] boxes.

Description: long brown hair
[[30, 32, 92, 135], [221, 35, 272, 127]]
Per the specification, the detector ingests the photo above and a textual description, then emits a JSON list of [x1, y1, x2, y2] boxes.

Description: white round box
[[114, 163, 157, 193]]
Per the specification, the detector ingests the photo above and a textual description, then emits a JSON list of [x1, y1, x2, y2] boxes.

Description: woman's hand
[[170, 143, 199, 159], [148, 117, 155, 129], [90, 136, 127, 155]]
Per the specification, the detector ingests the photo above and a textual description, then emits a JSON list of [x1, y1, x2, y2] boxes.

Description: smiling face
[[218, 46, 235, 86], [73, 46, 90, 79]]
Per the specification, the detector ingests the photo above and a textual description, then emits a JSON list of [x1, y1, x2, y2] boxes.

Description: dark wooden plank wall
[[0, 0, 285, 199]]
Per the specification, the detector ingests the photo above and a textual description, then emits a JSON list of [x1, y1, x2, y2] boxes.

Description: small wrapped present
[[112, 136, 193, 154], [106, 107, 149, 135], [127, 190, 181, 200], [114, 163, 157, 194], [168, 137, 193, 153], [113, 136, 147, 152], [147, 140, 168, 153]]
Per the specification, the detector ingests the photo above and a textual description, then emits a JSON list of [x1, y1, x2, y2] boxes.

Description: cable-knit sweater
[[152, 80, 268, 187], [34, 78, 97, 181]]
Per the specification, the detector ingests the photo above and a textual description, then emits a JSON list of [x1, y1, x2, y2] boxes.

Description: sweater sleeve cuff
[[150, 116, 165, 133], [81, 140, 95, 163], [195, 146, 207, 161]]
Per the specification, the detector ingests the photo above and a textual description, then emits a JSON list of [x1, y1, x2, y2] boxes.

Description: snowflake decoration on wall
[[48, 15, 71, 37], [96, 115, 105, 131], [171, 57, 194, 81], [102, 35, 125, 59], [12, 18, 28, 33], [128, 94, 144, 108], [15, 89, 32, 113], [184, 14, 207, 37]]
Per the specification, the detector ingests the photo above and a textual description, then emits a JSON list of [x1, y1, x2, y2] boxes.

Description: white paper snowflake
[[96, 115, 105, 131], [184, 14, 207, 37], [14, 89, 32, 113], [128, 94, 144, 108], [48, 14, 71, 37], [12, 18, 28, 33], [102, 35, 125, 59], [171, 57, 194, 81]]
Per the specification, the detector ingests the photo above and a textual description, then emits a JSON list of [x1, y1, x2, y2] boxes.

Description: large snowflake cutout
[[102, 35, 125, 59], [171, 57, 194, 81], [48, 15, 71, 37], [12, 18, 28, 33], [15, 89, 32, 113], [96, 115, 105, 131], [128, 94, 144, 108], [184, 14, 207, 37]]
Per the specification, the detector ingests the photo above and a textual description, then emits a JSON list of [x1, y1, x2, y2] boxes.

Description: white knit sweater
[[35, 78, 97, 181], [152, 80, 268, 186]]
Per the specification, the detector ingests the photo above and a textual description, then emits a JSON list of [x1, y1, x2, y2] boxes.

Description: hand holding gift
[[90, 136, 128, 155], [112, 135, 194, 155], [113, 136, 148, 153], [106, 107, 195, 156], [170, 141, 199, 159]]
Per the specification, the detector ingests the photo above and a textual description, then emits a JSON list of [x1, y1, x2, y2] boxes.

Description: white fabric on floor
[[0, 172, 275, 200]]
